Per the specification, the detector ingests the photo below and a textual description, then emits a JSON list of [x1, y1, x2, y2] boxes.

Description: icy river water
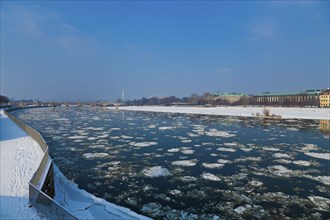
[[13, 107, 330, 219]]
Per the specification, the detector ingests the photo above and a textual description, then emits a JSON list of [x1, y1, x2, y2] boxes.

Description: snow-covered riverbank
[[112, 106, 330, 120], [0, 110, 46, 219]]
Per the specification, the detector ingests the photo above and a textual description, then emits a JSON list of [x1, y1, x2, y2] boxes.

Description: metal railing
[[4, 109, 78, 220]]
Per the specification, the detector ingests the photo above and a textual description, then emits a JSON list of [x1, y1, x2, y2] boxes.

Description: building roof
[[321, 89, 330, 95], [255, 89, 323, 97], [215, 92, 246, 97]]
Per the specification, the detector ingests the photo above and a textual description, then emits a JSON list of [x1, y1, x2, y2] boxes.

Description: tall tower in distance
[[122, 91, 125, 103]]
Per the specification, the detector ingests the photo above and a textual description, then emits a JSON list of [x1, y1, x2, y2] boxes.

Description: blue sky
[[1, 1, 329, 101]]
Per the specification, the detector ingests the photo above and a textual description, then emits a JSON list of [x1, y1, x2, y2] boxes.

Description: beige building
[[320, 89, 330, 107], [252, 89, 322, 106]]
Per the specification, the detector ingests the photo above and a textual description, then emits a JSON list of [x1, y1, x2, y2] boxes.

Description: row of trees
[[125, 93, 320, 107], [0, 95, 10, 105], [125, 93, 252, 106]]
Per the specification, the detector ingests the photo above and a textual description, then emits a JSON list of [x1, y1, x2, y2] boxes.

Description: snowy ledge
[[109, 106, 330, 120], [3, 109, 150, 220]]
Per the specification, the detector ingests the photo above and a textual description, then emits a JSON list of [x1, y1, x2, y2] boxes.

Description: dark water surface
[[13, 107, 330, 219]]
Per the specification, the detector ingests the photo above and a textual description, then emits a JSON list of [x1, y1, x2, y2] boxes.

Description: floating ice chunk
[[234, 204, 252, 214], [169, 190, 181, 195], [159, 126, 175, 130], [181, 176, 197, 182], [148, 124, 157, 129], [73, 140, 83, 143], [223, 142, 238, 147], [202, 163, 224, 169], [187, 133, 199, 137], [241, 148, 253, 152], [268, 165, 292, 176], [92, 116, 101, 120], [52, 136, 62, 140], [205, 129, 236, 138], [308, 196, 330, 212], [273, 153, 292, 159], [141, 203, 162, 218], [217, 147, 236, 152], [109, 128, 121, 132], [142, 166, 170, 178], [287, 127, 299, 131], [68, 135, 87, 139], [301, 144, 319, 152], [181, 149, 194, 154], [217, 159, 232, 164], [181, 139, 192, 143], [129, 142, 158, 147], [235, 157, 261, 162], [274, 159, 292, 164], [171, 159, 197, 167], [250, 180, 263, 187], [201, 173, 221, 181], [55, 118, 70, 121], [292, 160, 310, 166], [262, 147, 280, 151], [98, 134, 109, 138], [121, 135, 133, 139], [86, 127, 104, 131], [304, 152, 330, 160], [167, 148, 180, 153], [83, 153, 109, 159], [305, 175, 330, 186]]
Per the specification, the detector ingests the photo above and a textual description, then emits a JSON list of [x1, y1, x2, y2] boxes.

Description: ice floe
[[308, 196, 330, 212], [83, 153, 109, 159], [301, 144, 319, 151], [304, 152, 330, 160], [202, 163, 224, 169], [181, 149, 194, 154], [234, 204, 252, 214], [142, 166, 170, 177], [205, 129, 236, 138], [217, 159, 232, 164], [68, 135, 87, 139], [273, 153, 292, 159], [171, 159, 197, 167], [159, 126, 175, 130], [180, 176, 197, 182], [167, 148, 180, 153], [129, 142, 158, 147], [169, 189, 181, 196], [250, 180, 263, 187], [217, 147, 237, 152], [305, 175, 330, 186], [201, 172, 221, 181], [262, 147, 280, 151], [292, 160, 311, 166]]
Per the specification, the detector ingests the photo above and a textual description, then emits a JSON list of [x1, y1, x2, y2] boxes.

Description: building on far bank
[[320, 89, 330, 107], [214, 92, 247, 104], [252, 89, 323, 107]]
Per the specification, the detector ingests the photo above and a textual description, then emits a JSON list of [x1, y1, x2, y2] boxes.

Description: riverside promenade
[[0, 110, 45, 219]]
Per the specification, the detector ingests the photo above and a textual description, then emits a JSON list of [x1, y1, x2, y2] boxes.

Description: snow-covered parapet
[[53, 165, 151, 220]]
